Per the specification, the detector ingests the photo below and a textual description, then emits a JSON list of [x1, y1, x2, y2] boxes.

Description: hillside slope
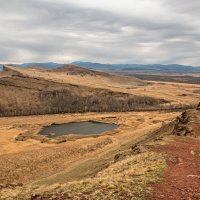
[[147, 108, 200, 200], [2, 65, 200, 106], [2, 108, 199, 200], [1, 65, 145, 89], [0, 66, 165, 117], [53, 64, 143, 86]]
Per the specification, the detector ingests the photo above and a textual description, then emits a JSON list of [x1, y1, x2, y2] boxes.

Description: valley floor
[[0, 66, 200, 200], [0, 111, 178, 199], [0, 110, 200, 200], [25, 136, 200, 200]]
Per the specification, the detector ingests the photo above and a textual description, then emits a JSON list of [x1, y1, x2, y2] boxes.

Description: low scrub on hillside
[[0, 75, 167, 117]]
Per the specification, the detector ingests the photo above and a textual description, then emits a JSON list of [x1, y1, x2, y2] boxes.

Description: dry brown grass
[[3, 65, 200, 106], [0, 65, 197, 199], [0, 112, 178, 188], [0, 69, 166, 117], [0, 151, 166, 200], [8, 66, 200, 104]]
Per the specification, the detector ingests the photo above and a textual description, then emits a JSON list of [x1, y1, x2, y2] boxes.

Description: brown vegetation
[[0, 108, 198, 200], [2, 108, 196, 200], [0, 73, 166, 117], [1, 65, 200, 106], [52, 64, 111, 76], [0, 111, 178, 193], [0, 64, 200, 200], [133, 73, 200, 84], [52, 64, 145, 85]]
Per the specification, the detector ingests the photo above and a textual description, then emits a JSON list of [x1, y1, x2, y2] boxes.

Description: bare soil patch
[[147, 110, 200, 200], [147, 137, 200, 200]]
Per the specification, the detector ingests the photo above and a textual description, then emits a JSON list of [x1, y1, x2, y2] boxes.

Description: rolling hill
[[1, 64, 145, 88], [0, 65, 165, 117]]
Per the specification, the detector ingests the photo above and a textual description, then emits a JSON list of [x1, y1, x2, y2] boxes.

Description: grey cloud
[[164, 0, 200, 15], [0, 0, 199, 65]]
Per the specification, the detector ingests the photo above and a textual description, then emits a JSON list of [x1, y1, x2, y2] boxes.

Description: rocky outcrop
[[172, 111, 194, 137], [2, 65, 23, 76], [197, 102, 200, 110]]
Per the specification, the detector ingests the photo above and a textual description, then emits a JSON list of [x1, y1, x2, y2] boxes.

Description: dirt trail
[[147, 111, 200, 200]]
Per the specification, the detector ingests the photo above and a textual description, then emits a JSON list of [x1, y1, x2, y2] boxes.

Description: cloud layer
[[0, 0, 200, 65]]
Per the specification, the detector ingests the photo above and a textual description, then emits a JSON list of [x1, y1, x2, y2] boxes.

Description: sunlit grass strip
[[1, 151, 166, 200]]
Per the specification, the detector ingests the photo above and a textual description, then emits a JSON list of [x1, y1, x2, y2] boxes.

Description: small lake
[[40, 121, 118, 138]]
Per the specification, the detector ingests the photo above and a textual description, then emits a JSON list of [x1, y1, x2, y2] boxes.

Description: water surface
[[40, 121, 118, 138]]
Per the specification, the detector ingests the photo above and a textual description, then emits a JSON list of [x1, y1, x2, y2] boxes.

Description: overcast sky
[[0, 0, 200, 65]]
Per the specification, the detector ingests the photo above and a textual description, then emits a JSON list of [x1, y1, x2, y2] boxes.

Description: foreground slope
[[1, 108, 199, 200], [0, 111, 179, 199], [147, 108, 200, 200]]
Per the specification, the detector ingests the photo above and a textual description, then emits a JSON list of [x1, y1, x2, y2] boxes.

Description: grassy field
[[0, 111, 178, 184], [0, 111, 173, 199], [133, 73, 200, 84], [0, 65, 199, 199], [0, 151, 166, 200]]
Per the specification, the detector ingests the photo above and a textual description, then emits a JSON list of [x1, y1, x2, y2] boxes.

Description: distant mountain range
[[1, 61, 200, 73], [72, 62, 200, 73]]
